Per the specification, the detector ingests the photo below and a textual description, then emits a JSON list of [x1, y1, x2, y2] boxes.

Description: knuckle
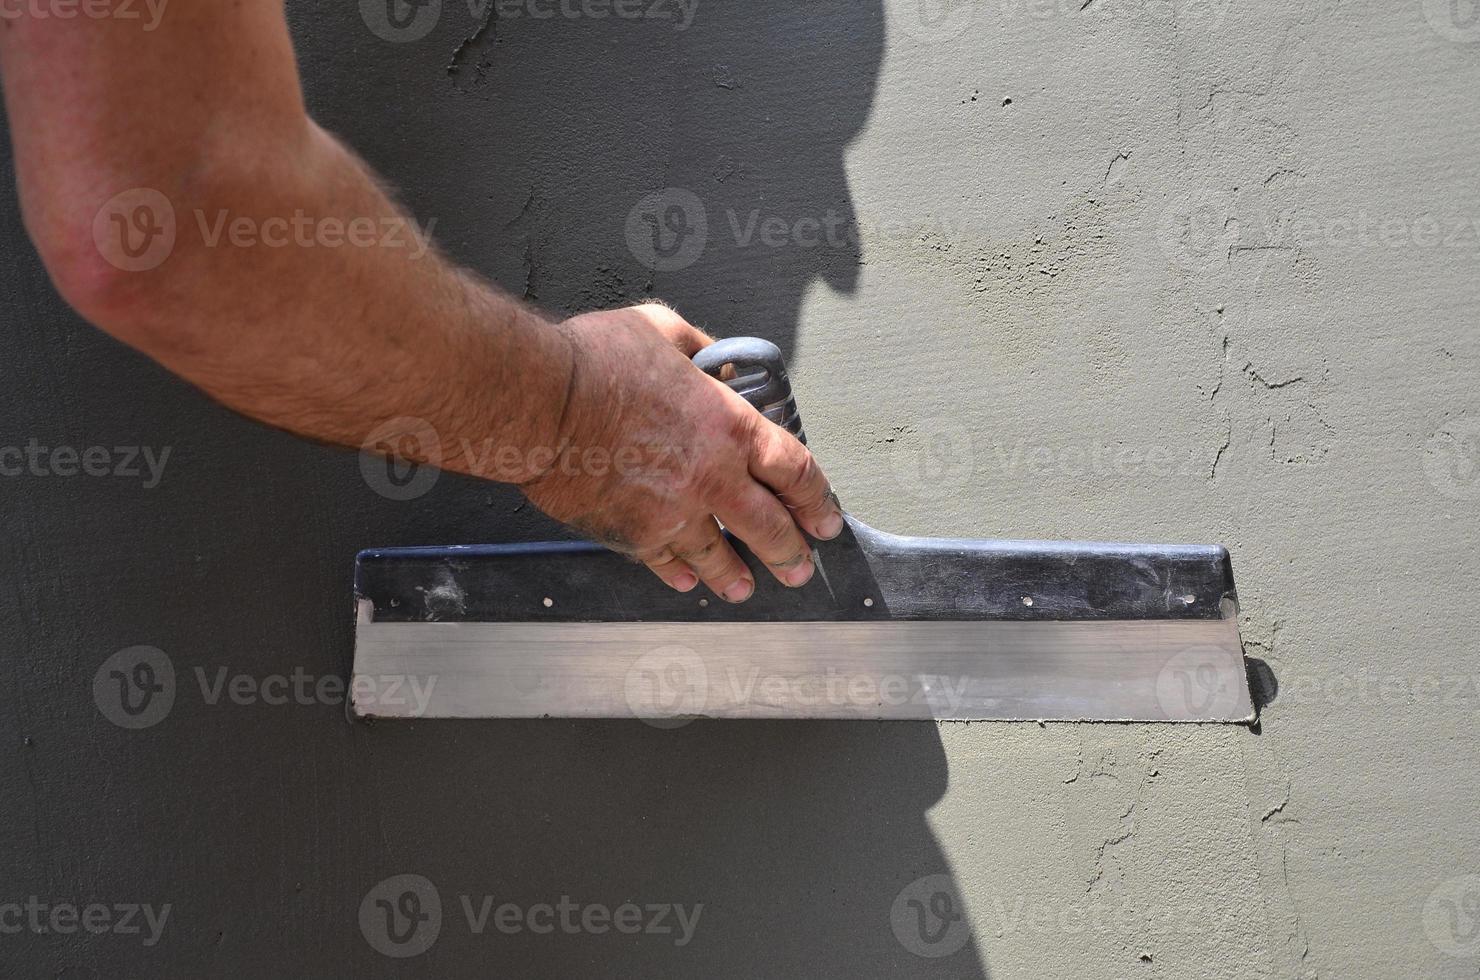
[[754, 506, 800, 552], [747, 420, 782, 459], [674, 534, 721, 565], [768, 552, 808, 572], [630, 300, 692, 337], [787, 452, 825, 502], [636, 543, 676, 565], [728, 405, 764, 447], [722, 495, 798, 557], [631, 299, 675, 317], [646, 560, 686, 581], [629, 510, 690, 549]]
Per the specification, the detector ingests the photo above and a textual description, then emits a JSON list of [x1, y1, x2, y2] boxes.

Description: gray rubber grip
[[691, 337, 806, 444]]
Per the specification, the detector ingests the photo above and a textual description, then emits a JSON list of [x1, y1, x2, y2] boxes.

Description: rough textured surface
[[2, 0, 1478, 976]]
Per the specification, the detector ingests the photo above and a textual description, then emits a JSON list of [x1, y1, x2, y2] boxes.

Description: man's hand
[[0, 2, 841, 601], [524, 304, 844, 602]]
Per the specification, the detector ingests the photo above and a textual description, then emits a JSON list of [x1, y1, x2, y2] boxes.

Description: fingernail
[[721, 577, 754, 603], [816, 510, 844, 540], [784, 558, 816, 588], [673, 571, 699, 592]]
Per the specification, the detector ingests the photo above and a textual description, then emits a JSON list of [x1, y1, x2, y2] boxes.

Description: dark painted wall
[[1, 2, 985, 975]]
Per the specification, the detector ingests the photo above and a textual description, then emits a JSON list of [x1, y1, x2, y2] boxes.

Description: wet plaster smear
[[1, 1, 1477, 977]]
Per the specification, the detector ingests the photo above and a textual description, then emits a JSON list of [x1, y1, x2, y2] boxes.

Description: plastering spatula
[[349, 338, 1254, 723]]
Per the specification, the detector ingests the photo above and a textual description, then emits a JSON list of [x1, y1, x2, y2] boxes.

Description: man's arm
[[0, 2, 843, 602]]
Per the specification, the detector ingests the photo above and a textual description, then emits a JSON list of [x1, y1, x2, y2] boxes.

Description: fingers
[[668, 517, 755, 604], [747, 421, 845, 541], [711, 480, 817, 588], [637, 544, 701, 594], [629, 302, 713, 357]]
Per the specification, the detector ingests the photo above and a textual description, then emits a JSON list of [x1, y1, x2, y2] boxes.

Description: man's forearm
[[83, 121, 577, 483], [0, 5, 572, 482]]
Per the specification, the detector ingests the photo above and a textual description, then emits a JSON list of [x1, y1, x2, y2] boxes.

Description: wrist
[[439, 281, 577, 485]]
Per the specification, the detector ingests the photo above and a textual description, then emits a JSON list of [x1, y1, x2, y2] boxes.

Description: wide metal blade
[[350, 617, 1253, 722]]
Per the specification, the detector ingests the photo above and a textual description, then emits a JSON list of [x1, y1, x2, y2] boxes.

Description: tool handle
[[692, 337, 806, 445]]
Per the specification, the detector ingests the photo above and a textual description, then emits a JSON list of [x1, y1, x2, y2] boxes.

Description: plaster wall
[[1, 1, 1477, 976]]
